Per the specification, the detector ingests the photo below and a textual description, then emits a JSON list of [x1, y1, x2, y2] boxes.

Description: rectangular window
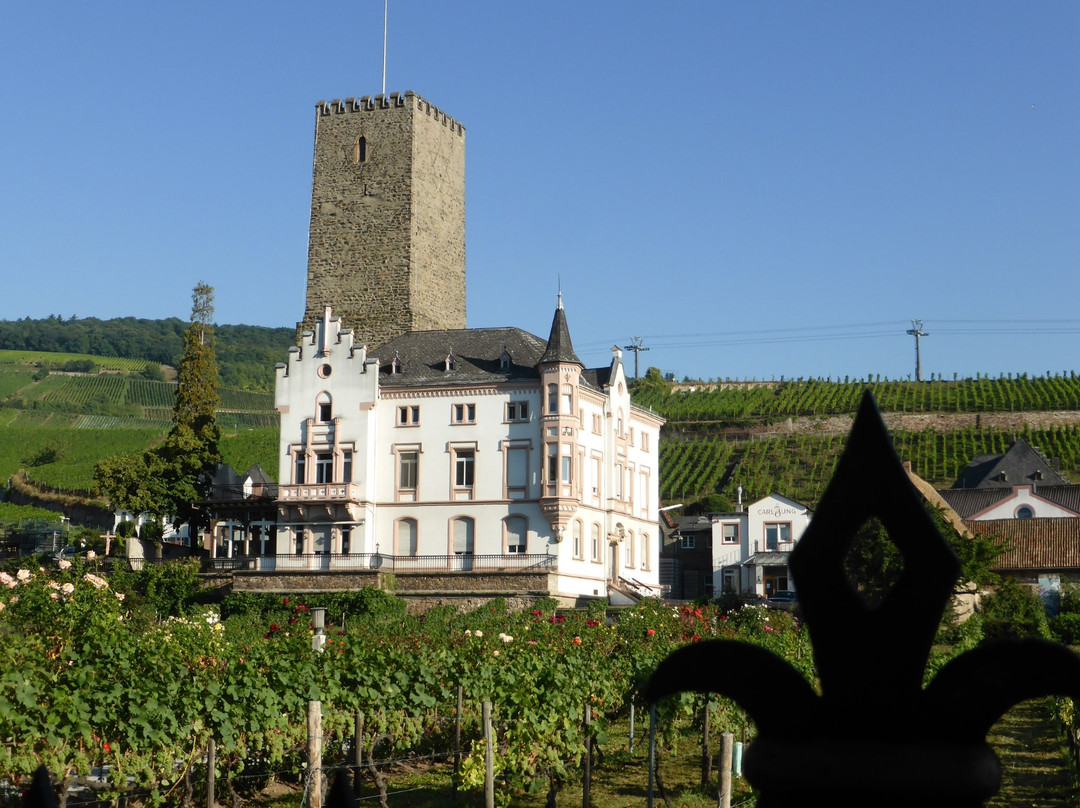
[[399, 451, 418, 491], [680, 535, 695, 550], [640, 534, 650, 569], [591, 524, 601, 561], [318, 402, 333, 422], [641, 432, 650, 451], [722, 523, 739, 544], [629, 427, 635, 446], [507, 401, 529, 422], [614, 463, 624, 499], [765, 522, 792, 550], [397, 405, 419, 426], [294, 454, 306, 484], [547, 444, 558, 485], [561, 444, 572, 483], [342, 451, 352, 483], [547, 384, 559, 413], [315, 453, 333, 484], [453, 403, 476, 424], [340, 526, 351, 555], [624, 540, 633, 567], [561, 385, 573, 413], [455, 450, 475, 488]]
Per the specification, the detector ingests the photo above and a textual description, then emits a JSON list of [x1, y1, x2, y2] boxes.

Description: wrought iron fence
[[200, 552, 557, 574]]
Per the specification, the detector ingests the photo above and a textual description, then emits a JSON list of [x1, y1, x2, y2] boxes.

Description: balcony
[[277, 482, 362, 503], [199, 552, 557, 574]]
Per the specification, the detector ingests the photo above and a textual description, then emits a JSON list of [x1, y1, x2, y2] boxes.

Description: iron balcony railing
[[198, 552, 557, 574]]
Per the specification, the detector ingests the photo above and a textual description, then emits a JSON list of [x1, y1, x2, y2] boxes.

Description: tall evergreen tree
[[95, 283, 222, 532], [173, 282, 220, 432]]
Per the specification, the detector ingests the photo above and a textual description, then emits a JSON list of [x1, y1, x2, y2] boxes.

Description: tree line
[[0, 315, 295, 392]]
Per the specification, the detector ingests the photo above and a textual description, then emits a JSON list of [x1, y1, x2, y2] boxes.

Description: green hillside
[[0, 349, 279, 497], [635, 374, 1080, 511]]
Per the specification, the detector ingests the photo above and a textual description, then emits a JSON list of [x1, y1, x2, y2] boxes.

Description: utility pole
[[906, 319, 929, 382], [623, 337, 650, 380]]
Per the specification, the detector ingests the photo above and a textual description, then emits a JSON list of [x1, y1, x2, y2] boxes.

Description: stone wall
[[300, 92, 466, 348], [228, 568, 557, 613]]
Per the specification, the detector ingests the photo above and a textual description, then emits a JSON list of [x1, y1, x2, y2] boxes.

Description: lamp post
[[311, 606, 327, 653]]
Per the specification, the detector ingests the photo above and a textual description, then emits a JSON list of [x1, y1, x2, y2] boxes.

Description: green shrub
[[980, 579, 1051, 641], [1051, 613, 1080, 645], [113, 558, 203, 619]]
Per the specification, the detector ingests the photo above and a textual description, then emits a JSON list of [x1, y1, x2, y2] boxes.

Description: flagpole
[[381, 0, 388, 96]]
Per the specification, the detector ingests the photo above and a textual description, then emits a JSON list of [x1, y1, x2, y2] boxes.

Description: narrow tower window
[[354, 135, 367, 164]]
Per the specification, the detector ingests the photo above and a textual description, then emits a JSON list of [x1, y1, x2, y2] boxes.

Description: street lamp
[[311, 606, 327, 653]]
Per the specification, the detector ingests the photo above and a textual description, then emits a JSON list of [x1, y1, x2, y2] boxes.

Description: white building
[[272, 299, 664, 605], [710, 493, 813, 598]]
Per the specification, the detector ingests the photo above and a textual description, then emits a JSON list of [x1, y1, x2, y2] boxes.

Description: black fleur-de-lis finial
[[645, 391, 1080, 807]]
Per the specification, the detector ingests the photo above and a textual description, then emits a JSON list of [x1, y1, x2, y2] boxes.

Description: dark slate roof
[[372, 317, 608, 392], [939, 484, 1080, 519], [208, 463, 241, 488], [937, 488, 1010, 518], [966, 518, 1080, 571], [244, 465, 275, 486], [537, 300, 584, 367], [951, 438, 1068, 489], [373, 327, 549, 386]]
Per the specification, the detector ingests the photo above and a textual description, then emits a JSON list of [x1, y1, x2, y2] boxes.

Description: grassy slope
[[0, 350, 278, 493]]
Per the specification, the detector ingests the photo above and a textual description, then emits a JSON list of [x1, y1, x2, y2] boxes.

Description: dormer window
[[391, 353, 403, 375], [1033, 470, 1043, 481], [500, 348, 511, 370], [997, 472, 1007, 482], [445, 352, 456, 372]]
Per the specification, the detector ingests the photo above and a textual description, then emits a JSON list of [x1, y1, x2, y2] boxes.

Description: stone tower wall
[[300, 91, 466, 347]]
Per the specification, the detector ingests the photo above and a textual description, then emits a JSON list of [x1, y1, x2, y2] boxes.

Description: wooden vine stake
[[719, 732, 733, 808], [483, 700, 494, 808], [308, 700, 322, 808]]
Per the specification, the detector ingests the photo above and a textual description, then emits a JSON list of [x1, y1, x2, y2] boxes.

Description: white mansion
[[272, 300, 664, 604]]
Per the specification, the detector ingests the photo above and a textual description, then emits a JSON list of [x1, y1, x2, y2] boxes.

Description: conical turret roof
[[537, 293, 583, 367]]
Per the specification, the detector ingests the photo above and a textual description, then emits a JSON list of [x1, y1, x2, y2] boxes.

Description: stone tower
[[299, 91, 466, 348]]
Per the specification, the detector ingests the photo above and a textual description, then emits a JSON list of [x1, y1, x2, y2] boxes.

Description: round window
[[318, 364, 332, 379]]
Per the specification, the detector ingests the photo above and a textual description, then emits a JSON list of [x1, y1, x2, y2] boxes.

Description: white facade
[[967, 485, 1079, 521], [273, 303, 664, 603], [709, 494, 813, 597]]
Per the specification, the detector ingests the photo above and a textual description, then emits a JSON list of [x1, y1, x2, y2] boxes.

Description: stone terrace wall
[[229, 569, 556, 614]]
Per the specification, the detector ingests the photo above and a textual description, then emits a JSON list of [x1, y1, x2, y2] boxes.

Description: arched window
[[396, 518, 418, 556], [354, 135, 367, 163], [506, 516, 527, 554], [316, 392, 333, 423]]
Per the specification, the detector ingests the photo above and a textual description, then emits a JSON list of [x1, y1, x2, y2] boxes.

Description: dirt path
[[988, 698, 1077, 808]]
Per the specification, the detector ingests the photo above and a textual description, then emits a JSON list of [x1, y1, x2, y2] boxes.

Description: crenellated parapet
[[315, 91, 465, 135]]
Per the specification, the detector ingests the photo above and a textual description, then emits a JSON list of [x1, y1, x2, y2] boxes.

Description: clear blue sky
[[2, 2, 1077, 382]]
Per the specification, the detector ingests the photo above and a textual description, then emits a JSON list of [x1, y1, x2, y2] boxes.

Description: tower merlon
[[314, 91, 464, 135]]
